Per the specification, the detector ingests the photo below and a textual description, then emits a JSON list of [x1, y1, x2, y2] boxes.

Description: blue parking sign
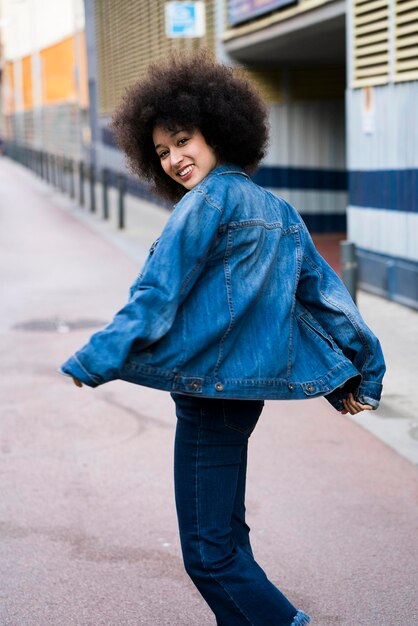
[[165, 2, 206, 38]]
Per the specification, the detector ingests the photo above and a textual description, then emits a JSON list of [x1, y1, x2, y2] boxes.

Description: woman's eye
[[178, 137, 189, 146], [159, 150, 168, 159]]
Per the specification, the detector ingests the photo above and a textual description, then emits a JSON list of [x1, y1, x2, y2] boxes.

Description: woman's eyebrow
[[155, 130, 187, 150]]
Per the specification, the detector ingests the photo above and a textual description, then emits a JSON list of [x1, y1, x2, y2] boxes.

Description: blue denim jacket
[[60, 165, 385, 410]]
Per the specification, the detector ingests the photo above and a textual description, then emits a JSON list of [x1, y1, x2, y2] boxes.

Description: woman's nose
[[170, 148, 183, 167]]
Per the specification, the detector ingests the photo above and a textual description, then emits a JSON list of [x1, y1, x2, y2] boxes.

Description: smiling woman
[[60, 50, 385, 626]]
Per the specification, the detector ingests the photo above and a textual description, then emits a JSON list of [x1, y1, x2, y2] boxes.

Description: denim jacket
[[60, 165, 385, 410]]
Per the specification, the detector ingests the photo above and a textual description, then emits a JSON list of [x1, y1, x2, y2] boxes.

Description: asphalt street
[[1, 158, 417, 626]]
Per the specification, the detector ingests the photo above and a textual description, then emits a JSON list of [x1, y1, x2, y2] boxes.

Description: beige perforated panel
[[394, 0, 418, 81], [95, 0, 216, 116], [352, 0, 390, 87]]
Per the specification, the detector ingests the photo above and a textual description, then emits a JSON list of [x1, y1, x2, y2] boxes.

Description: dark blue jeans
[[172, 394, 311, 626]]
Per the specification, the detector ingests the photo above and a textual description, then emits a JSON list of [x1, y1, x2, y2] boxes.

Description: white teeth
[[178, 165, 193, 177]]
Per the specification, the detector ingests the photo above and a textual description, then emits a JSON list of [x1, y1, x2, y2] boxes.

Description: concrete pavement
[[1, 157, 417, 626]]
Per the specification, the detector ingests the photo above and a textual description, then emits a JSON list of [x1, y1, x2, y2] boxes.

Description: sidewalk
[[1, 157, 417, 626]]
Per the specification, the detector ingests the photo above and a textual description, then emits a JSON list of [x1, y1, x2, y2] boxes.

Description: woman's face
[[153, 126, 218, 190]]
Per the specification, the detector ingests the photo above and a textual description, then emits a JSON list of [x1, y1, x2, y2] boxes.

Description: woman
[[60, 53, 385, 625]]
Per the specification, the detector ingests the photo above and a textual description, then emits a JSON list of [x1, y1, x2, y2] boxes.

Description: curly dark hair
[[110, 51, 269, 202]]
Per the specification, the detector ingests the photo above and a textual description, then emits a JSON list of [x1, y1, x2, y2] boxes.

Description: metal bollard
[[102, 168, 109, 219], [60, 157, 66, 192], [79, 161, 85, 206], [50, 154, 57, 187], [68, 159, 75, 198], [89, 165, 96, 212], [44, 152, 50, 183], [340, 241, 358, 304], [40, 151, 45, 179], [117, 174, 126, 229], [59, 156, 65, 192]]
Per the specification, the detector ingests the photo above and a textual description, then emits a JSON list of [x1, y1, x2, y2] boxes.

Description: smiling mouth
[[177, 165, 194, 180]]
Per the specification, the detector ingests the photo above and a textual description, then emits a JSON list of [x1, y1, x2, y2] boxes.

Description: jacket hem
[[120, 359, 361, 401]]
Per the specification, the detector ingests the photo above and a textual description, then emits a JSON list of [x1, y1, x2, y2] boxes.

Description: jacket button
[[306, 384, 315, 392], [191, 381, 199, 390], [288, 383, 294, 392], [215, 383, 224, 392]]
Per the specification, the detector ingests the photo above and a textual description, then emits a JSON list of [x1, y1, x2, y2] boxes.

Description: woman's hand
[[341, 392, 373, 415], [72, 376, 83, 388]]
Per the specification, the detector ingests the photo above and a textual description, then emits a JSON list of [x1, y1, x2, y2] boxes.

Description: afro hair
[[111, 51, 269, 202]]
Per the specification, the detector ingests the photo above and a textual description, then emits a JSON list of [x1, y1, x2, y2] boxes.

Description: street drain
[[12, 318, 107, 333]]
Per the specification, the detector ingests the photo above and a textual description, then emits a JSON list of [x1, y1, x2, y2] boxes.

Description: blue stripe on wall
[[349, 170, 418, 212], [301, 213, 346, 233], [252, 166, 347, 191]]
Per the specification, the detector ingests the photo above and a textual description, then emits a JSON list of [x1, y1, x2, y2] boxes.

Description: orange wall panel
[[4, 62, 15, 114], [75, 31, 89, 108], [22, 56, 33, 110], [41, 36, 77, 104]]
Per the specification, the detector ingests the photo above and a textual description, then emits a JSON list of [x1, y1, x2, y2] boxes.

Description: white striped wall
[[268, 188, 347, 216], [347, 81, 418, 171], [348, 207, 418, 262], [266, 101, 346, 168]]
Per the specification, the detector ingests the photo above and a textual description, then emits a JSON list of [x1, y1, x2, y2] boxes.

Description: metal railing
[[2, 141, 154, 231], [3, 141, 358, 299]]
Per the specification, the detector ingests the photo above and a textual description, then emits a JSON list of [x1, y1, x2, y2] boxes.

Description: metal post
[[40, 151, 45, 179], [60, 157, 66, 192], [117, 174, 126, 229], [44, 152, 50, 183], [102, 168, 109, 219], [63, 158, 69, 194], [50, 154, 56, 187], [340, 241, 358, 304], [69, 159, 75, 198], [89, 165, 96, 212], [56, 156, 61, 189], [79, 161, 85, 206], [59, 156, 65, 192]]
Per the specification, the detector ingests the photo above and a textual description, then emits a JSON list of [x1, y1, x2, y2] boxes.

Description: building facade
[[1, 0, 417, 308], [224, 0, 418, 306], [346, 0, 418, 308], [0, 0, 88, 160]]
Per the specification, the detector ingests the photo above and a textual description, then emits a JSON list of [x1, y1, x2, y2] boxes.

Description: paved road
[[1, 158, 417, 626]]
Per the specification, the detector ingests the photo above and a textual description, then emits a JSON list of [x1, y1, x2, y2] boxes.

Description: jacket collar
[[209, 164, 249, 179]]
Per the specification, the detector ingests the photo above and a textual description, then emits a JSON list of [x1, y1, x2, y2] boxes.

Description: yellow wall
[[39, 32, 88, 106], [75, 31, 89, 108], [3, 32, 89, 112], [4, 62, 15, 114], [41, 35, 77, 104], [22, 56, 33, 110]]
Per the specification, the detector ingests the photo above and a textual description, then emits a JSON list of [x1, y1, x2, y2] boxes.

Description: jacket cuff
[[59, 355, 102, 388], [355, 381, 383, 409], [325, 380, 382, 411]]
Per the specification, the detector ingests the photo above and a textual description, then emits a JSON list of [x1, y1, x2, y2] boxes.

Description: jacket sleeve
[[296, 225, 386, 411], [59, 189, 223, 387]]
